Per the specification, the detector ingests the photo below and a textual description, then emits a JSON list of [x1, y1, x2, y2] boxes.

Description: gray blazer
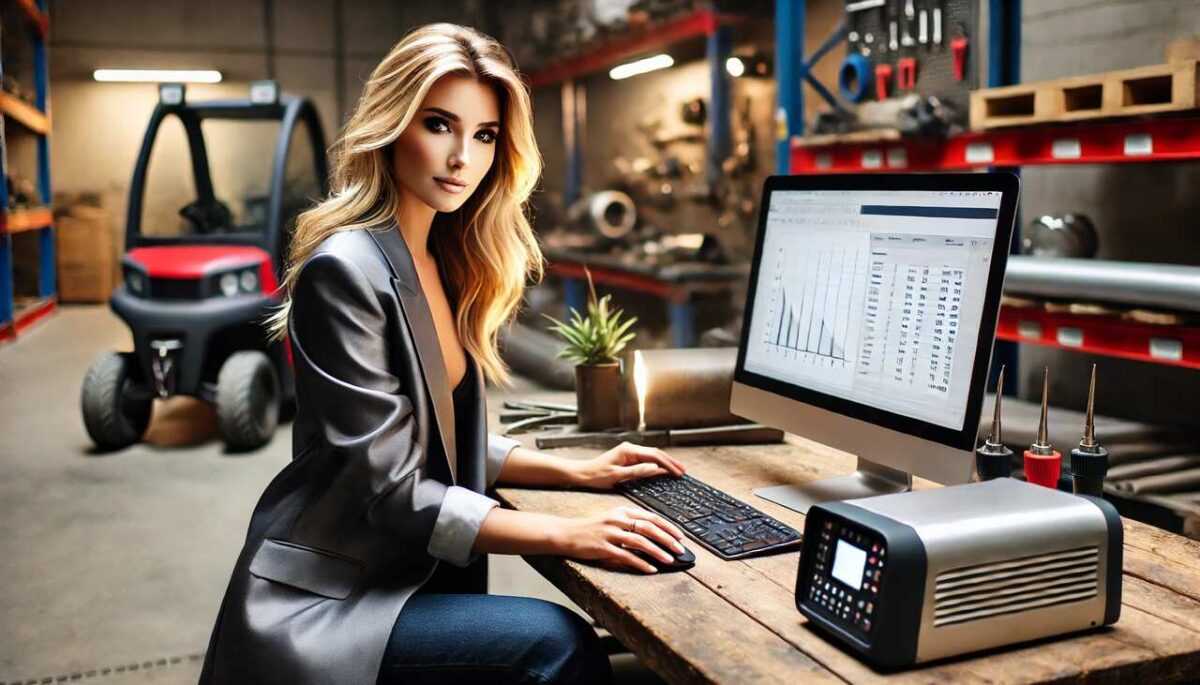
[[199, 225, 520, 684]]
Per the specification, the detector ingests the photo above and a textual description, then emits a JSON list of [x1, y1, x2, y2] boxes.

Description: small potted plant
[[544, 269, 637, 431]]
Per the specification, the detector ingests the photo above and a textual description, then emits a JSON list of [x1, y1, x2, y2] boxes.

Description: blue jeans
[[378, 592, 613, 684]]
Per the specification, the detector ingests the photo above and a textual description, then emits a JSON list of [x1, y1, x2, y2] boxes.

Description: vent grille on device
[[933, 546, 1099, 627]]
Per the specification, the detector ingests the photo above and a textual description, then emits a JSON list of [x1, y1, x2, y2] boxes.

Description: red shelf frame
[[526, 9, 740, 87], [790, 116, 1200, 173], [0, 296, 55, 343], [996, 305, 1200, 370], [15, 0, 49, 40]]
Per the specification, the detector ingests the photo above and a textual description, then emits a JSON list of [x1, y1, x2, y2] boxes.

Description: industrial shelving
[[789, 115, 1200, 172], [780, 0, 1200, 374], [1, 0, 55, 342], [528, 6, 747, 346]]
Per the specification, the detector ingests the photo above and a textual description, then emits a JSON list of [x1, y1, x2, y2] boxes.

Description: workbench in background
[[545, 246, 748, 348]]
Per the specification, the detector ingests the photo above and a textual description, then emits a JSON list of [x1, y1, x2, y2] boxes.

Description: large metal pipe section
[[1004, 256, 1200, 313]]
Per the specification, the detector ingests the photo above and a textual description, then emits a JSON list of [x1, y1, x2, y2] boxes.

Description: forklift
[[82, 82, 328, 451]]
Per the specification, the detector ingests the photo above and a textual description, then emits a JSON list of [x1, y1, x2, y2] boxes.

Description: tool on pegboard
[[951, 23, 969, 81], [889, 1, 899, 54], [933, 0, 944, 46], [898, 57, 917, 90], [874, 63, 893, 100], [901, 0, 916, 47], [840, 52, 873, 103]]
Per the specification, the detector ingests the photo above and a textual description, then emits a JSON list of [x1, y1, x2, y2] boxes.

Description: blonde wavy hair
[[268, 23, 543, 386]]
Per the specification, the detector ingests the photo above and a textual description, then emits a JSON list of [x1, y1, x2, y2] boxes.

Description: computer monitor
[[730, 173, 1019, 514]]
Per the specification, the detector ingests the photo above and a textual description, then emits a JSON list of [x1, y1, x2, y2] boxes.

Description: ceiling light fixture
[[609, 54, 674, 81], [93, 69, 223, 83]]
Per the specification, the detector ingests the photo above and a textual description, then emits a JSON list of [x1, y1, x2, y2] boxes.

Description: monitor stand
[[753, 457, 912, 514]]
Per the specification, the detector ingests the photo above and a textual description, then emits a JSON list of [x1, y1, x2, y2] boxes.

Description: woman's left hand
[[569, 441, 686, 490]]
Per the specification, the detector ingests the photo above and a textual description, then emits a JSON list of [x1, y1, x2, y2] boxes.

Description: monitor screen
[[742, 189, 1003, 432]]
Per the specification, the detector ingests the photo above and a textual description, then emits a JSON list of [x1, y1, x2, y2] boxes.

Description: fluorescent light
[[726, 56, 746, 78], [93, 69, 222, 83], [609, 54, 674, 80]]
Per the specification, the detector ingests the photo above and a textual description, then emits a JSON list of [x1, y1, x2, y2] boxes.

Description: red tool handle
[[874, 64, 893, 101], [1024, 449, 1062, 489], [898, 57, 917, 90], [951, 36, 969, 81]]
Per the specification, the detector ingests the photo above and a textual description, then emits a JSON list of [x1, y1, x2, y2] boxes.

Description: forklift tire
[[81, 352, 153, 451], [216, 351, 280, 451]]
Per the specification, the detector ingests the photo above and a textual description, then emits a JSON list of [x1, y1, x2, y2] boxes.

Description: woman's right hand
[[550, 506, 687, 574]]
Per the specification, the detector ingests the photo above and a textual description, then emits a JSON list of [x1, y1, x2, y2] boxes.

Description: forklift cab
[[83, 82, 330, 452]]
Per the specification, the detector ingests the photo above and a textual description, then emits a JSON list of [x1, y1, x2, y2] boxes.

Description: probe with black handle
[[975, 365, 1013, 480], [1071, 364, 1109, 497]]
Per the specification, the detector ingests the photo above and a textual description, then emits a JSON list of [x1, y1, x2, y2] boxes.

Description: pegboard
[[841, 0, 981, 121]]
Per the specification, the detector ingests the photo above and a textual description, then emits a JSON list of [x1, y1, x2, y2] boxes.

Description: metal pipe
[[1004, 256, 1200, 313]]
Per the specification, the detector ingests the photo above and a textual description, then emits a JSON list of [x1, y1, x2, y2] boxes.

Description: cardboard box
[[56, 206, 115, 303]]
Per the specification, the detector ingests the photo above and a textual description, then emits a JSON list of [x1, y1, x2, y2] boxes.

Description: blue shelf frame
[[1, 0, 55, 333]]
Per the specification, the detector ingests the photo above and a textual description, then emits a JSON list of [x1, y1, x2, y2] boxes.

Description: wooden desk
[[489, 392, 1200, 684]]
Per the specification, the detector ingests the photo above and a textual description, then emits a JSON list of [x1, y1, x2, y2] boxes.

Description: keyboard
[[617, 474, 803, 560]]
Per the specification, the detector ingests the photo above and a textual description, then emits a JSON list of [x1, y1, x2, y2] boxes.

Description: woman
[[200, 23, 689, 685]]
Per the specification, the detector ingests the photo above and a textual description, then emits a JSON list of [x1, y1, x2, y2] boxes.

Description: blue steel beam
[[988, 0, 1021, 395], [34, 16, 54, 298], [707, 25, 732, 186], [774, 0, 805, 173]]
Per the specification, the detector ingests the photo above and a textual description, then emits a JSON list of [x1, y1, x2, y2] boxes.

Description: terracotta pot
[[575, 362, 622, 431]]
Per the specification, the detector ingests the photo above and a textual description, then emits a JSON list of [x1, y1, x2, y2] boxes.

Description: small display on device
[[831, 539, 867, 589]]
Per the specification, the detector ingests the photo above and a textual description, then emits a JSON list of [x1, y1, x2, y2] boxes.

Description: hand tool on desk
[[503, 399, 577, 413], [500, 400, 578, 435], [1071, 364, 1110, 497], [535, 424, 784, 450], [1024, 367, 1063, 489], [975, 365, 1014, 481]]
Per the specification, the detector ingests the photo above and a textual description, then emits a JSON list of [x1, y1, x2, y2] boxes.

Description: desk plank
[[489, 392, 1200, 684], [497, 487, 844, 685]]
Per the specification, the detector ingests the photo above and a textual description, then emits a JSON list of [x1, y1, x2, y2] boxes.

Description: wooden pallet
[[970, 59, 1200, 130]]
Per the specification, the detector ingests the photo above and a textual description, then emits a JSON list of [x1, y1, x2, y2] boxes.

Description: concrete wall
[[45, 0, 490, 259], [1018, 1, 1200, 426]]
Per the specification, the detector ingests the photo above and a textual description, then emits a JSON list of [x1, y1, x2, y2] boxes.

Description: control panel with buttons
[[799, 513, 888, 640]]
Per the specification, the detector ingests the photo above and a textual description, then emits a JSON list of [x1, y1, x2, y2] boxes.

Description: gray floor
[[0, 305, 584, 685]]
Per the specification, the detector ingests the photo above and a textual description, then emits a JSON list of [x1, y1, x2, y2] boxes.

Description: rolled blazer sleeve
[[290, 251, 495, 567], [486, 433, 519, 488]]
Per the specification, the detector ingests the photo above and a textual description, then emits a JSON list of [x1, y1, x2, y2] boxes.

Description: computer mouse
[[633, 545, 696, 573]]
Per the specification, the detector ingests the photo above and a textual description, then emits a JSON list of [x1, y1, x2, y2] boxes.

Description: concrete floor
[[0, 306, 594, 685]]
